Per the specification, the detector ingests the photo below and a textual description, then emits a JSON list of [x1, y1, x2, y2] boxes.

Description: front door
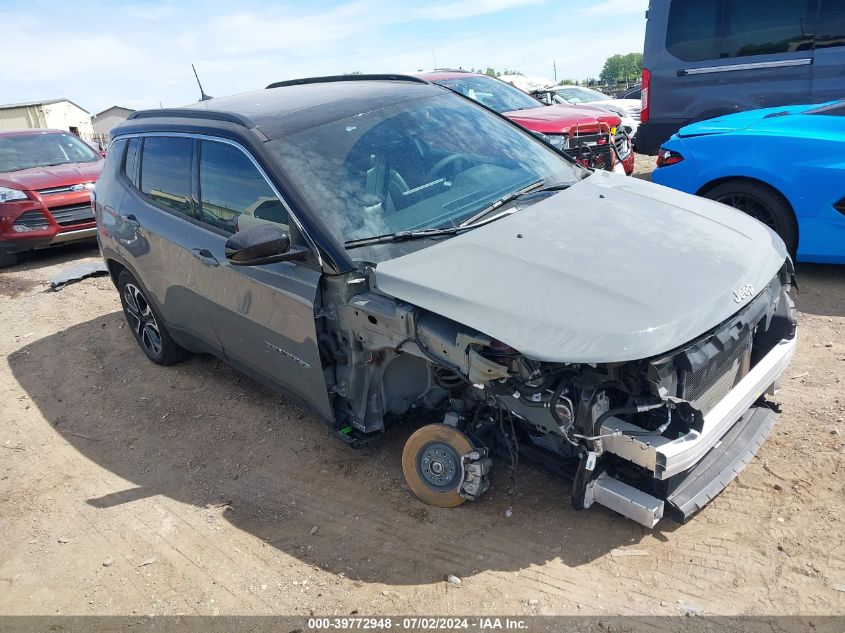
[[185, 137, 332, 420]]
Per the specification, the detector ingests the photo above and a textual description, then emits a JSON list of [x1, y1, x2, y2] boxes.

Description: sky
[[0, 0, 648, 115]]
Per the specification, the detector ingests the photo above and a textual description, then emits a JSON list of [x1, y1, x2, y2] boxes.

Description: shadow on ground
[[794, 263, 845, 318], [8, 240, 100, 273], [8, 312, 668, 585]]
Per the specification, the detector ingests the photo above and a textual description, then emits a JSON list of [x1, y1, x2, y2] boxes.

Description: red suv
[[416, 71, 634, 175], [0, 129, 103, 267]]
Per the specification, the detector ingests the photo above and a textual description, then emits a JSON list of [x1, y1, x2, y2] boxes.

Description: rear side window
[[817, 0, 845, 48], [722, 0, 814, 58], [198, 140, 287, 234], [124, 137, 140, 187], [666, 0, 815, 61], [140, 137, 193, 216], [666, 0, 720, 62]]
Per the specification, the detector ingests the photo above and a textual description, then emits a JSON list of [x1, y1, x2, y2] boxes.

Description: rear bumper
[[634, 120, 686, 155]]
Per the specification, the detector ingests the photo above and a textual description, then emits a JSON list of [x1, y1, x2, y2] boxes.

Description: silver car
[[93, 75, 797, 527]]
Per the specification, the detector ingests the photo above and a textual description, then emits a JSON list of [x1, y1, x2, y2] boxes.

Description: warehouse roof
[[0, 98, 90, 113]]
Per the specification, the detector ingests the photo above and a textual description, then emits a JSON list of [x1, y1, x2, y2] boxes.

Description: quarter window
[[140, 137, 193, 216], [198, 141, 287, 234], [817, 0, 845, 48], [124, 137, 140, 187]]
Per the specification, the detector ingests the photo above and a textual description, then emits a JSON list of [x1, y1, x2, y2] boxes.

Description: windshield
[[269, 93, 580, 247], [554, 86, 609, 104], [0, 132, 100, 172], [433, 76, 541, 113]]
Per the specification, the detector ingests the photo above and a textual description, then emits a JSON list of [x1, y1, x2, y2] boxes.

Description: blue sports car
[[652, 101, 845, 264]]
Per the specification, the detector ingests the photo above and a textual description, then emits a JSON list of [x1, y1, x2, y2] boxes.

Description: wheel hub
[[419, 442, 459, 489]]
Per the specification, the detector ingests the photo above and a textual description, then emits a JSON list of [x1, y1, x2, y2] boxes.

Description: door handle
[[122, 214, 140, 228], [191, 248, 219, 267]]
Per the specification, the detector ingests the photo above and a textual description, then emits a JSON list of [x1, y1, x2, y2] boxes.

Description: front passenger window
[[198, 141, 288, 234]]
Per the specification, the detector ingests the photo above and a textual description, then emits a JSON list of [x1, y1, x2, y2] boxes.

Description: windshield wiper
[[459, 180, 573, 227], [344, 181, 575, 249], [458, 180, 544, 227], [345, 226, 465, 249]]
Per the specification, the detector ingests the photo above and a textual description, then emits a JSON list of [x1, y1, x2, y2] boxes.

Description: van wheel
[[704, 180, 798, 257], [402, 424, 473, 508], [0, 252, 19, 268], [117, 270, 182, 365]]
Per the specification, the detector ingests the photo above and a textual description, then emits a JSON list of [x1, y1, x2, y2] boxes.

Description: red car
[[415, 71, 635, 175], [0, 129, 103, 267]]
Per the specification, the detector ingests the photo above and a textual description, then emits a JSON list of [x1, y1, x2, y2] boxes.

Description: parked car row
[[416, 71, 635, 175]]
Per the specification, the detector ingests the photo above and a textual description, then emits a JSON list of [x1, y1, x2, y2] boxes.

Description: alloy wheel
[[123, 283, 163, 357], [716, 193, 778, 232]]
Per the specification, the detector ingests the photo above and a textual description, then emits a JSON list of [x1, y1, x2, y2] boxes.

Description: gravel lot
[[1, 158, 843, 616]]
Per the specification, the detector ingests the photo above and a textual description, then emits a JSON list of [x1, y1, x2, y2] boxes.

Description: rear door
[[185, 137, 331, 419], [812, 0, 845, 102], [121, 135, 210, 350]]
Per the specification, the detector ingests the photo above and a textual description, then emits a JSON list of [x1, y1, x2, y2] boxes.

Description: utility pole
[[553, 60, 557, 84], [432, 48, 437, 70]]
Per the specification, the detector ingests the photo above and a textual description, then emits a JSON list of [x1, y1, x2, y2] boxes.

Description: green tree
[[600, 52, 643, 85], [485, 67, 500, 77]]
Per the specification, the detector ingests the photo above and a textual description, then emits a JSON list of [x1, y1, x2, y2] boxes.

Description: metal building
[[91, 106, 135, 143], [0, 99, 94, 139]]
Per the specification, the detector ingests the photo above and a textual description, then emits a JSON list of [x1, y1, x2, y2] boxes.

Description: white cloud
[[415, 0, 545, 21], [580, 0, 647, 17]]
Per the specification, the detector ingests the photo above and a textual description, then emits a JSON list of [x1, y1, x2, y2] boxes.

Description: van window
[[817, 0, 845, 49], [666, 0, 815, 62], [140, 137, 193, 216], [722, 0, 814, 58], [666, 0, 720, 62], [198, 140, 287, 234]]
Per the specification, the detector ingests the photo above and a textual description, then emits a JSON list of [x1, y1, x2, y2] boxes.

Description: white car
[[546, 86, 642, 137]]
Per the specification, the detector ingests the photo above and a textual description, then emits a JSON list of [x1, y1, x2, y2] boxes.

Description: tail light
[[641, 68, 651, 124], [656, 148, 684, 168]]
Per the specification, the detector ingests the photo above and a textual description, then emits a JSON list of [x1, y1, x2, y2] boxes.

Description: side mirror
[[224, 224, 307, 266]]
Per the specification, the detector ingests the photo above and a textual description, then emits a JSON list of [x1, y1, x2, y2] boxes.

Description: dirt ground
[[1, 158, 844, 617]]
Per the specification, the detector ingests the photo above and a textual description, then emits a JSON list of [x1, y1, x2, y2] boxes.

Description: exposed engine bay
[[317, 261, 797, 527]]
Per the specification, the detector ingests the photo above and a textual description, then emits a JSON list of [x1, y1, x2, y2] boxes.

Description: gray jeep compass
[[94, 75, 797, 527]]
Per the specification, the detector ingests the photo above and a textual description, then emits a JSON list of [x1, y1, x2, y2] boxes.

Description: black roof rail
[[266, 74, 429, 90], [127, 108, 255, 127]]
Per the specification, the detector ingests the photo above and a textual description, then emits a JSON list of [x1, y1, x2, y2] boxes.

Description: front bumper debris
[[582, 335, 796, 528]]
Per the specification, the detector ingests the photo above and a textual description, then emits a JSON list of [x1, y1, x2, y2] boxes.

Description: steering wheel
[[426, 154, 468, 180]]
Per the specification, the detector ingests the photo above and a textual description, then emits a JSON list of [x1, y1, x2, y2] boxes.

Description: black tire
[[703, 180, 798, 257], [117, 270, 182, 365], [0, 251, 19, 269]]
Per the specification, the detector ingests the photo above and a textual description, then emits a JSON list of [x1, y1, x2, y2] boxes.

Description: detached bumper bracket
[[662, 404, 778, 522]]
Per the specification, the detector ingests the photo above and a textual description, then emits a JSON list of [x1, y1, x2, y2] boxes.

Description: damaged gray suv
[[94, 75, 797, 527]]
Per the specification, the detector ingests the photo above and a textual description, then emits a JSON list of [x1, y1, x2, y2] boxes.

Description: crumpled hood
[[375, 172, 787, 363], [0, 161, 103, 191]]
